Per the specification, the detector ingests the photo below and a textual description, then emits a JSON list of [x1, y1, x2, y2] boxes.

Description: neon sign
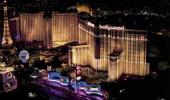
[[87, 22, 95, 27], [19, 50, 30, 63], [99, 25, 124, 30]]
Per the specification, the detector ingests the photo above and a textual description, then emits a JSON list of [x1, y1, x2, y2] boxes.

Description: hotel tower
[[70, 21, 149, 80], [16, 12, 149, 80]]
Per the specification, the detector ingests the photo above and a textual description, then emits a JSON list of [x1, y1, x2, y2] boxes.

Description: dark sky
[[0, 0, 170, 31], [0, 0, 169, 14]]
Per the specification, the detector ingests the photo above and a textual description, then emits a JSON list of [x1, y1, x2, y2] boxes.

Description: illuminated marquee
[[85, 85, 103, 96], [99, 25, 125, 30], [87, 85, 101, 92]]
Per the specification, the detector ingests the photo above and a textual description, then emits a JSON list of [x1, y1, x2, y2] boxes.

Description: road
[[29, 79, 105, 100]]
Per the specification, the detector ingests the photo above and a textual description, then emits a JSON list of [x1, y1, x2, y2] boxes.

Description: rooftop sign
[[99, 25, 125, 30]]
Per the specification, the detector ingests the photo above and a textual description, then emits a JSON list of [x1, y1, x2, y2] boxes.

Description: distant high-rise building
[[1, 0, 13, 46]]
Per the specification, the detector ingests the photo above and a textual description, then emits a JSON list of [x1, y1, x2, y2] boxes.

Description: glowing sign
[[87, 85, 101, 92], [48, 71, 61, 80], [85, 85, 103, 96], [99, 25, 124, 30], [87, 22, 95, 27], [90, 87, 99, 91], [19, 50, 29, 63]]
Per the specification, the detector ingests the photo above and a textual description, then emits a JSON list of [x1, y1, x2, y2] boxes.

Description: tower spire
[[1, 0, 13, 46]]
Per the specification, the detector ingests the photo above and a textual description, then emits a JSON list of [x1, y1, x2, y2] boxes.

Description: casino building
[[17, 12, 78, 48], [69, 21, 149, 80], [19, 13, 52, 48], [14, 12, 149, 80], [51, 12, 78, 47]]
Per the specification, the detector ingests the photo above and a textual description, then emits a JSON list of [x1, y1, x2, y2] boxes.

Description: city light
[[19, 50, 30, 63], [46, 71, 104, 96], [0, 0, 161, 99], [99, 25, 125, 30], [87, 22, 95, 27]]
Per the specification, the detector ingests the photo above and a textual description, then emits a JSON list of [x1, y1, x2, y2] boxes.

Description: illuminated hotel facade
[[18, 12, 78, 48], [19, 13, 52, 48], [51, 13, 78, 47], [17, 12, 149, 80], [70, 21, 149, 80]]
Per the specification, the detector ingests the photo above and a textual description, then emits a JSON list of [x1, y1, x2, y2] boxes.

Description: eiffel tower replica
[[1, 0, 13, 47], [0, 0, 14, 53]]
